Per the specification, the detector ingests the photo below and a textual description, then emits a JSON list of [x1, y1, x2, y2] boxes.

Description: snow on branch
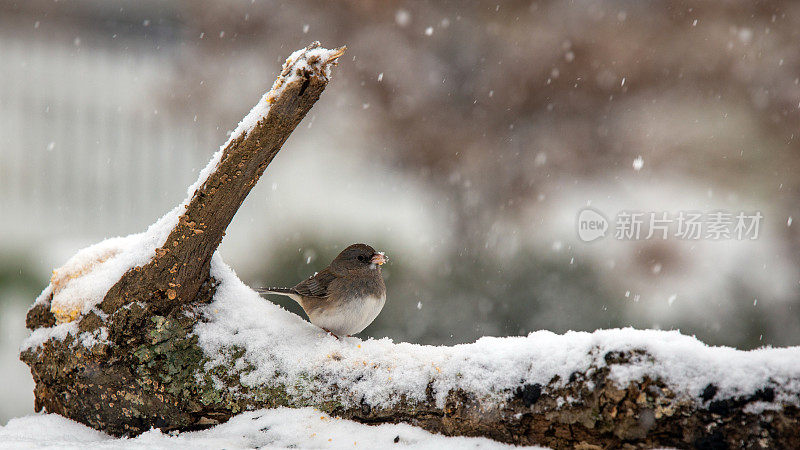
[[28, 41, 345, 328]]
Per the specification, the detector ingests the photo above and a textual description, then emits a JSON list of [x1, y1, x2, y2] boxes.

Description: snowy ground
[[0, 408, 537, 450]]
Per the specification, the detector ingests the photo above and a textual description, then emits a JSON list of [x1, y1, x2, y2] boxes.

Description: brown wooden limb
[[99, 41, 345, 316], [20, 306, 800, 448]]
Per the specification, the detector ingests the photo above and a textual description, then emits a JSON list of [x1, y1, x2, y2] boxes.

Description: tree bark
[[20, 43, 800, 449], [99, 42, 345, 317]]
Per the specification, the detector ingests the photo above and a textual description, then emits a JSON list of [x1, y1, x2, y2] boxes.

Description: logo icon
[[577, 207, 608, 242]]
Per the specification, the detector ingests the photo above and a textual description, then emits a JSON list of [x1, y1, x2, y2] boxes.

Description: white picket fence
[[0, 34, 217, 242]]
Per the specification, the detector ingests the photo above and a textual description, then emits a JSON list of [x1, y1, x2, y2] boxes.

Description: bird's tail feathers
[[255, 287, 299, 297]]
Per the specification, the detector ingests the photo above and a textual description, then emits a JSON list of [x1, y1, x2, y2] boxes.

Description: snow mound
[[0, 408, 532, 450], [195, 253, 800, 411]]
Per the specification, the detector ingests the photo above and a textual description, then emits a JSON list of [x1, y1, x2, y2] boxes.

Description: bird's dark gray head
[[331, 243, 388, 272]]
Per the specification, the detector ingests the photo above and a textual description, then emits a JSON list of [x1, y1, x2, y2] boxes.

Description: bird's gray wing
[[292, 268, 337, 298]]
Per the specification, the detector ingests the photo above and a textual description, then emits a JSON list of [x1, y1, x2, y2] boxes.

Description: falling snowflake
[[633, 156, 644, 171]]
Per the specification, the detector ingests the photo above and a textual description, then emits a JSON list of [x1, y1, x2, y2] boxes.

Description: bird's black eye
[[357, 255, 366, 262]]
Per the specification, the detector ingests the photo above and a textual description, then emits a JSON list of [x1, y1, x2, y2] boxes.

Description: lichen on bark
[[22, 293, 800, 447]]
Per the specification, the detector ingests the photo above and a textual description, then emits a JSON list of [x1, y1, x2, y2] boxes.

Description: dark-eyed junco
[[256, 243, 388, 337]]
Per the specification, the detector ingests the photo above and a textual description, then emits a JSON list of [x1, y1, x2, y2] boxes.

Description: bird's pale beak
[[370, 252, 388, 265]]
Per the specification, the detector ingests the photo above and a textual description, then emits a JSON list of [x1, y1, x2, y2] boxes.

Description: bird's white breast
[[308, 295, 386, 336]]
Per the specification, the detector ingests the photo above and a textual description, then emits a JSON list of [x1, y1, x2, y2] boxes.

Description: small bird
[[256, 243, 388, 337]]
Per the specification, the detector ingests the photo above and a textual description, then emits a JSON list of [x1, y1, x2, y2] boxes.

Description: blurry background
[[2, 0, 799, 423]]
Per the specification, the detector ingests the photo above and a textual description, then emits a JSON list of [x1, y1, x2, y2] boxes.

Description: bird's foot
[[321, 327, 340, 339]]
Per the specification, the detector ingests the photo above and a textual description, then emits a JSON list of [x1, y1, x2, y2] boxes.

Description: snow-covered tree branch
[[19, 43, 800, 449]]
